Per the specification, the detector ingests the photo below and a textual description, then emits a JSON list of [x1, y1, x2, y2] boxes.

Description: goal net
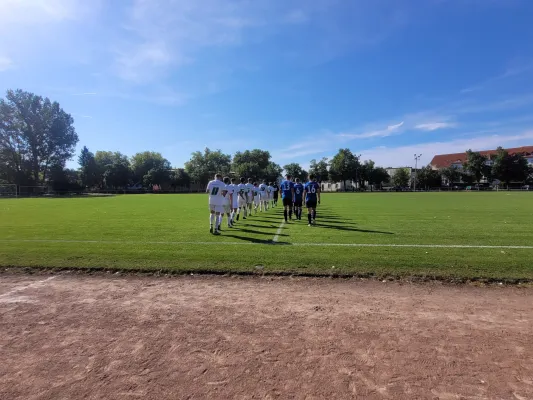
[[18, 186, 49, 197], [0, 184, 17, 198]]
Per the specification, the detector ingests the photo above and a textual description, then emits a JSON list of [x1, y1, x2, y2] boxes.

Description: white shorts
[[253, 197, 260, 206], [247, 194, 253, 204], [209, 204, 224, 213], [238, 197, 247, 207], [232, 198, 238, 209], [261, 193, 267, 201], [223, 203, 231, 214]]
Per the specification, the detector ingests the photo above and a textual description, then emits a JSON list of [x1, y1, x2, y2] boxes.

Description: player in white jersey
[[206, 174, 227, 235], [222, 177, 234, 228], [252, 182, 261, 213], [267, 183, 274, 208], [245, 178, 255, 215], [236, 177, 248, 220], [259, 180, 268, 211], [230, 177, 239, 224]]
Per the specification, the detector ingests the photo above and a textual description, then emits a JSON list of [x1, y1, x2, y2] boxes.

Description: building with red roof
[[430, 146, 533, 170]]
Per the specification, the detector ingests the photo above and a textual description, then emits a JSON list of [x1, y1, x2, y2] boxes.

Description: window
[[485, 160, 493, 166]]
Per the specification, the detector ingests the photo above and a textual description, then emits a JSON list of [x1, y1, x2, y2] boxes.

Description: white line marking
[[272, 220, 285, 243], [0, 276, 56, 303], [1, 239, 533, 249]]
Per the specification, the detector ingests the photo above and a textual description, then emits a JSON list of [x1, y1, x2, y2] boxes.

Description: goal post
[[18, 186, 49, 197], [0, 184, 18, 198]]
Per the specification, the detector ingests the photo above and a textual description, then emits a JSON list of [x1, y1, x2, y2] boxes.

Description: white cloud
[[415, 122, 456, 131], [360, 131, 533, 168], [72, 92, 97, 96], [338, 121, 404, 139], [0, 56, 14, 71], [460, 62, 533, 94], [0, 0, 101, 24]]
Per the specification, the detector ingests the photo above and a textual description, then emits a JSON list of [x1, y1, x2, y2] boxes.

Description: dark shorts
[[273, 191, 279, 199], [293, 199, 303, 207], [306, 200, 317, 209], [282, 197, 293, 207]]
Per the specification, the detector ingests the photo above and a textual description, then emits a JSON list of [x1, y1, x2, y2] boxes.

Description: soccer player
[[259, 180, 268, 211], [206, 174, 227, 234], [237, 177, 248, 220], [252, 182, 261, 213], [223, 177, 234, 228], [280, 174, 295, 222], [303, 173, 321, 226], [293, 178, 304, 220], [267, 182, 274, 208], [272, 182, 279, 206], [246, 178, 255, 216], [230, 177, 239, 224]]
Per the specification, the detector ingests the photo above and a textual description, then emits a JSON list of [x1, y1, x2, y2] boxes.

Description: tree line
[[1, 89, 531, 192]]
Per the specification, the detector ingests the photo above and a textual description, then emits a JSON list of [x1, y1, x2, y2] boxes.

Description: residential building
[[385, 167, 418, 187], [430, 146, 533, 170]]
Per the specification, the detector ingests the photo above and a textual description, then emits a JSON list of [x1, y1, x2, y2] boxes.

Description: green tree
[[78, 146, 99, 188], [130, 151, 171, 184], [94, 151, 131, 189], [48, 164, 82, 193], [370, 167, 390, 189], [263, 161, 283, 183], [491, 147, 530, 186], [185, 148, 231, 185], [464, 150, 488, 183], [283, 163, 307, 181], [440, 166, 461, 186], [231, 149, 271, 179], [309, 157, 329, 182], [103, 160, 131, 189], [392, 168, 411, 187], [0, 89, 78, 185], [416, 165, 442, 189], [169, 168, 191, 191], [329, 149, 359, 190], [358, 160, 375, 188]]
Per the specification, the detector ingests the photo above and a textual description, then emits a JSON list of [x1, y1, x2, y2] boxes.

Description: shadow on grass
[[223, 235, 290, 245], [239, 223, 286, 229], [316, 223, 394, 234], [229, 228, 288, 237]]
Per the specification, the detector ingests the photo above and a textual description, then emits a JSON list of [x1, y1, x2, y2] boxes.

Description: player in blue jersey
[[279, 174, 295, 222], [303, 174, 321, 226], [293, 178, 304, 220]]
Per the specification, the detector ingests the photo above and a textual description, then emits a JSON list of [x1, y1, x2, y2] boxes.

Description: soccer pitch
[[1, 192, 532, 280]]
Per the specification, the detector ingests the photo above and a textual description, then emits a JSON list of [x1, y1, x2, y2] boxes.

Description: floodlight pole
[[414, 154, 422, 191]]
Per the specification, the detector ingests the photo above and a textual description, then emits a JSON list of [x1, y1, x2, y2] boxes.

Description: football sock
[[210, 214, 214, 226], [289, 209, 292, 219], [308, 213, 312, 224], [313, 210, 316, 220], [284, 209, 288, 221], [217, 215, 222, 228]]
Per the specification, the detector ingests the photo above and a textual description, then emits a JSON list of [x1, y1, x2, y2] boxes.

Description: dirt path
[[1, 274, 532, 400]]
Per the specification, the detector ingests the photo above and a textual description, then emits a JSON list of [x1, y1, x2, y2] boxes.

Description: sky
[[1, 0, 532, 170]]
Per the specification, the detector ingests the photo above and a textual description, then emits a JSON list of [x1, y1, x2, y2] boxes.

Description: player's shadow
[[224, 235, 290, 245], [241, 223, 286, 229], [318, 218, 358, 225], [233, 228, 288, 237], [316, 224, 394, 234]]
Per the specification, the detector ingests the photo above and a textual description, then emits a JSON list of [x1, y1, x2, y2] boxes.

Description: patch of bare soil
[[1, 274, 532, 399]]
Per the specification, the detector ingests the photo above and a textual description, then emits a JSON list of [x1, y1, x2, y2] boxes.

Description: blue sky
[[1, 0, 532, 170]]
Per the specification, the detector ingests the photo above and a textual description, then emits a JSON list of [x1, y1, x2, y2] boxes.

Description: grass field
[[1, 192, 532, 280]]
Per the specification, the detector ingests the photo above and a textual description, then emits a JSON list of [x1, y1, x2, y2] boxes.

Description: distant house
[[385, 167, 418, 187], [430, 146, 533, 170]]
